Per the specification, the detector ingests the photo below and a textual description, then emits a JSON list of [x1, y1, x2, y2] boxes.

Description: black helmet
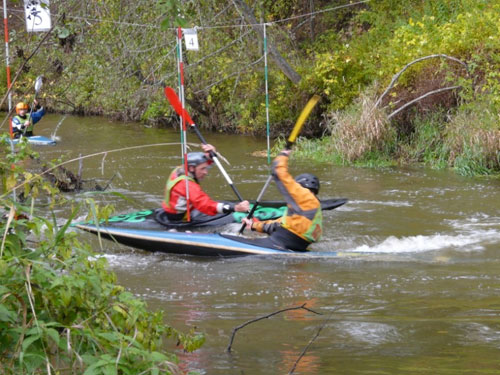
[[295, 173, 320, 194], [187, 152, 210, 167]]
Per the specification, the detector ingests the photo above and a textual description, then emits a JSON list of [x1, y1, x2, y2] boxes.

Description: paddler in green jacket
[[242, 149, 322, 251], [12, 100, 46, 137]]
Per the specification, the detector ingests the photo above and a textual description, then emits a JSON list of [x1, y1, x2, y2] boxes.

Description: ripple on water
[[458, 323, 500, 348], [333, 321, 401, 346]]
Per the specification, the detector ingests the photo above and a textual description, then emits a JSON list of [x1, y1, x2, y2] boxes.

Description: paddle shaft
[[237, 174, 272, 234], [165, 87, 244, 201], [24, 76, 43, 135]]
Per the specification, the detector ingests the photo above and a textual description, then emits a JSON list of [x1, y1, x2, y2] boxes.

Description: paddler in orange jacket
[[242, 149, 322, 251], [162, 144, 250, 222]]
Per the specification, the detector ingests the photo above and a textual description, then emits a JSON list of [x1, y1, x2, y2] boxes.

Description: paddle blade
[[35, 76, 43, 93], [287, 94, 321, 147], [164, 87, 195, 125]]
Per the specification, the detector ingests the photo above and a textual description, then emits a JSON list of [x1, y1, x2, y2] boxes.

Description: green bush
[[0, 140, 205, 374]]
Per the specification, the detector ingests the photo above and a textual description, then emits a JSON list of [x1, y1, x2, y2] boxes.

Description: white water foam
[[350, 229, 500, 254], [347, 199, 413, 208], [95, 252, 162, 269]]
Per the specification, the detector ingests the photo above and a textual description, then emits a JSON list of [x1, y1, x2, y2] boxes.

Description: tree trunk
[[232, 0, 302, 84]]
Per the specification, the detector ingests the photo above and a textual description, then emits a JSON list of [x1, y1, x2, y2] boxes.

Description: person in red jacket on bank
[[162, 144, 250, 222]]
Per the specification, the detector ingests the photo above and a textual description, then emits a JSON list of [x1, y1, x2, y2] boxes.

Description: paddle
[[24, 76, 43, 135], [238, 94, 321, 234], [164, 86, 245, 202]]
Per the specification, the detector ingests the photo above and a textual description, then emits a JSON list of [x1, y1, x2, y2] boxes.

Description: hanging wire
[[0, 0, 370, 30]]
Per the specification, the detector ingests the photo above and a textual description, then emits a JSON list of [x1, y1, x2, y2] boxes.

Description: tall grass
[[444, 105, 500, 176], [324, 92, 395, 163]]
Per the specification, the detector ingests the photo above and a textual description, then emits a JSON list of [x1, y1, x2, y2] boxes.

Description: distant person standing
[[12, 100, 46, 138]]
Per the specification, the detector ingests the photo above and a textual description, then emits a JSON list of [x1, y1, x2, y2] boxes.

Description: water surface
[[31, 114, 500, 374]]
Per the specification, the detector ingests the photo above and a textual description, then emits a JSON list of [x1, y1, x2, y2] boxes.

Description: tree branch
[[387, 85, 461, 119], [232, 0, 302, 84], [226, 303, 322, 353], [288, 308, 338, 374], [374, 54, 469, 108]]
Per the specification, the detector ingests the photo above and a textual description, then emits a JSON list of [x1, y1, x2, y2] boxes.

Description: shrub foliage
[[0, 139, 204, 374]]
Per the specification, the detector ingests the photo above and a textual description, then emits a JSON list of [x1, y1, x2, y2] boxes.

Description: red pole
[[2, 0, 13, 138]]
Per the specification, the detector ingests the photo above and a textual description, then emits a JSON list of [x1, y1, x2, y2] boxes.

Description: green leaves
[[0, 141, 204, 374], [157, 0, 190, 29]]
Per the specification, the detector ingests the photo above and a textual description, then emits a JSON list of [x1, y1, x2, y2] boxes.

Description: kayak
[[74, 198, 348, 256], [74, 198, 348, 231], [76, 226, 296, 256], [75, 225, 358, 257], [9, 135, 56, 146]]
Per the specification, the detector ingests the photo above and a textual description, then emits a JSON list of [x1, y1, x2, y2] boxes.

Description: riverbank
[[1, 1, 498, 177]]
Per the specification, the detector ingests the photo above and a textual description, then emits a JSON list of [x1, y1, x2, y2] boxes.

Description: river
[[31, 113, 500, 374]]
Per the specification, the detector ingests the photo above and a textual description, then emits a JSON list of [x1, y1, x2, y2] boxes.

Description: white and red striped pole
[[3, 0, 17, 206], [176, 26, 191, 221], [2, 0, 13, 138]]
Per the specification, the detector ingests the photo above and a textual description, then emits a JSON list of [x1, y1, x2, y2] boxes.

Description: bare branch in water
[[288, 308, 338, 374], [226, 303, 322, 353]]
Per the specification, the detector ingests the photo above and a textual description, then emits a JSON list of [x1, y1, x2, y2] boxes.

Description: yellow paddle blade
[[287, 94, 321, 146]]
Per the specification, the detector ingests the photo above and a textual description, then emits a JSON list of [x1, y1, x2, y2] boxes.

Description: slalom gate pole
[[3, 0, 12, 126], [176, 26, 190, 221], [3, 0, 16, 205], [263, 23, 271, 164]]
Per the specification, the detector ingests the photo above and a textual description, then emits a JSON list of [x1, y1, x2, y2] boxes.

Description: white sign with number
[[183, 28, 199, 51], [24, 0, 51, 33]]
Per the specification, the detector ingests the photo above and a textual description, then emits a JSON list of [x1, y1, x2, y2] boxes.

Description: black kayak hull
[[75, 224, 360, 257], [75, 225, 292, 256]]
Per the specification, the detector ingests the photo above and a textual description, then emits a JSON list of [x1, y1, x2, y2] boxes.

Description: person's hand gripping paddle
[[238, 94, 321, 234], [164, 87, 245, 202]]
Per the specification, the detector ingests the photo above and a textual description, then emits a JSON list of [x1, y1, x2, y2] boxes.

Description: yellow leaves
[[6, 174, 16, 191], [113, 304, 128, 318], [0, 260, 7, 276], [60, 289, 72, 307]]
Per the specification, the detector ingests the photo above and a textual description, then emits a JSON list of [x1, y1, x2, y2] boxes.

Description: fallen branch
[[387, 85, 461, 119], [1, 142, 198, 200], [288, 308, 338, 374], [374, 54, 469, 109], [226, 303, 322, 353]]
